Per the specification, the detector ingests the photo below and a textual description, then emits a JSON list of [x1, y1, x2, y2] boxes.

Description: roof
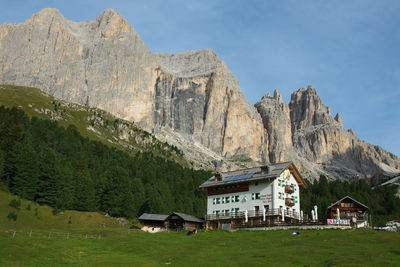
[[199, 161, 307, 189], [169, 212, 204, 223], [327, 196, 369, 210], [138, 213, 168, 221]]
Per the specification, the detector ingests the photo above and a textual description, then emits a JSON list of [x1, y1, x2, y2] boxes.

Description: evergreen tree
[[12, 144, 40, 200]]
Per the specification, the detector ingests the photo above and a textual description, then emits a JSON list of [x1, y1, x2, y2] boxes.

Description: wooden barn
[[138, 212, 204, 232], [138, 213, 168, 233], [327, 196, 369, 228], [166, 212, 204, 231]]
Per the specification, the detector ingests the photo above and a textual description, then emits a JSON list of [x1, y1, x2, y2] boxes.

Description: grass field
[[1, 183, 399, 266], [0, 228, 399, 266]]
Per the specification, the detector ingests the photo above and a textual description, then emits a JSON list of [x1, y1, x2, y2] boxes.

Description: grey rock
[[1, 8, 399, 180]]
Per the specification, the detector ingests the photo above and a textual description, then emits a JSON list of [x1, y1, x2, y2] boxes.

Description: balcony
[[206, 209, 300, 221], [285, 198, 295, 206], [284, 185, 295, 194]]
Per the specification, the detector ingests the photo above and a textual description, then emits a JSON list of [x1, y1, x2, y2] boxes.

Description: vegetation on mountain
[[0, 85, 187, 166], [0, 105, 210, 218]]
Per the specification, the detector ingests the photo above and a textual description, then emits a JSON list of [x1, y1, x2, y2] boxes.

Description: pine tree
[[12, 144, 40, 200]]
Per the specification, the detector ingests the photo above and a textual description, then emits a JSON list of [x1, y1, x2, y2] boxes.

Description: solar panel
[[225, 173, 254, 182]]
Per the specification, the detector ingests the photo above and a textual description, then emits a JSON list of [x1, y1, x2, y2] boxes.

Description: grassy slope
[[0, 189, 130, 231], [0, 189, 399, 266], [0, 228, 399, 266], [0, 84, 188, 166]]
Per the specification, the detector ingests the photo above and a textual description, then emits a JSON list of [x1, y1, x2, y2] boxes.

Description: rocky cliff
[[1, 8, 399, 179]]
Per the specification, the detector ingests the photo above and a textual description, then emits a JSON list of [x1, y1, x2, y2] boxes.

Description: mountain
[[1, 8, 399, 180]]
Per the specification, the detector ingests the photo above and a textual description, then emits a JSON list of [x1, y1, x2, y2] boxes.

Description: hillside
[[1, 8, 399, 180], [0, 84, 186, 166], [0, 188, 129, 230]]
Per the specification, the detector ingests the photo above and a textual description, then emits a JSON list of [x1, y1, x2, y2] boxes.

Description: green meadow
[[1, 227, 399, 266], [1, 190, 399, 266]]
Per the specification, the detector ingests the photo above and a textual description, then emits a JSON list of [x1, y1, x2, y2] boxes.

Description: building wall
[[207, 168, 301, 217], [272, 171, 300, 215]]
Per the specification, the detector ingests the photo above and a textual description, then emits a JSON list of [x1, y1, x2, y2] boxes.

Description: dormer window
[[261, 166, 268, 174], [214, 173, 222, 182]]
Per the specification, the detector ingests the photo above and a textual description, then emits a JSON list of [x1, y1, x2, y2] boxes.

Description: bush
[[68, 216, 72, 224], [26, 204, 31, 211], [7, 211, 18, 221], [9, 198, 21, 209]]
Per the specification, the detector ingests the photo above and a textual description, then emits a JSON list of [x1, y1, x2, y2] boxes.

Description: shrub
[[7, 211, 18, 221], [9, 198, 21, 209]]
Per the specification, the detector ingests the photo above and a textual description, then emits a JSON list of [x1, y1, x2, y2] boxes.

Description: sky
[[1, 0, 399, 157]]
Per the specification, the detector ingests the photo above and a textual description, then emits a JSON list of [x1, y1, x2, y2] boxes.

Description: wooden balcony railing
[[285, 198, 295, 206], [284, 185, 295, 194], [206, 209, 300, 221]]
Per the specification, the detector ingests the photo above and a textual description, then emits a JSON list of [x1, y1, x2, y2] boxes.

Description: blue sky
[[1, 0, 399, 157]]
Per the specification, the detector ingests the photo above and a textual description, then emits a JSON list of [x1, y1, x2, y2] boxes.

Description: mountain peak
[[28, 8, 65, 23]]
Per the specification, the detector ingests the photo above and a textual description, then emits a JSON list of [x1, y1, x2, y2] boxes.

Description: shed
[[166, 212, 204, 231], [138, 213, 168, 232]]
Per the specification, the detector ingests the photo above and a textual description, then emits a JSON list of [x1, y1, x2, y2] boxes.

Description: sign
[[260, 194, 272, 204], [327, 219, 350, 225]]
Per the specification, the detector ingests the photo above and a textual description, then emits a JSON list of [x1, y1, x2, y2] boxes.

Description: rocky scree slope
[[1, 8, 399, 179]]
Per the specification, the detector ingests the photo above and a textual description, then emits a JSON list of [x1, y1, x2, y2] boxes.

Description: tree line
[[300, 175, 400, 225], [0, 106, 211, 218], [0, 106, 398, 225]]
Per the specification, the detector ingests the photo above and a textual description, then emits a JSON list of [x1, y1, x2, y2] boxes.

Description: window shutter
[[252, 193, 255, 200], [213, 198, 215, 205]]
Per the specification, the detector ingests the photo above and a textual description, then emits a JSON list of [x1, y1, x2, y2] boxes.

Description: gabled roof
[[199, 162, 307, 189], [169, 212, 204, 223], [327, 196, 369, 210], [138, 213, 168, 221]]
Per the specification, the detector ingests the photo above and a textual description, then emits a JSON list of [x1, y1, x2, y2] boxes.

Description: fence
[[2, 228, 136, 240]]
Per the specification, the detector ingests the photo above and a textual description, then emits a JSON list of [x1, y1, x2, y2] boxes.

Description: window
[[225, 196, 230, 203], [216, 198, 220, 204], [216, 210, 220, 215], [225, 209, 229, 215], [235, 208, 240, 213], [255, 182, 258, 186], [252, 192, 261, 200], [235, 195, 240, 202]]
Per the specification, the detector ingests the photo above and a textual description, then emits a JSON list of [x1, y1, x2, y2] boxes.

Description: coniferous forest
[[0, 106, 211, 218], [301, 176, 400, 225], [0, 106, 399, 224]]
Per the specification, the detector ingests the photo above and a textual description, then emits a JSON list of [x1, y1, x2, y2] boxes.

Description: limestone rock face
[[1, 8, 399, 179], [255, 90, 293, 163], [0, 8, 158, 128], [154, 50, 267, 163]]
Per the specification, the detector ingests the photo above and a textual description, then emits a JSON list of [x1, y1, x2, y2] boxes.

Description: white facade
[[207, 169, 301, 218]]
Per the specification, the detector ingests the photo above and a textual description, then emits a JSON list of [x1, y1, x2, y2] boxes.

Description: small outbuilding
[[138, 213, 168, 233], [327, 196, 369, 228], [166, 212, 204, 231], [138, 212, 204, 232]]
